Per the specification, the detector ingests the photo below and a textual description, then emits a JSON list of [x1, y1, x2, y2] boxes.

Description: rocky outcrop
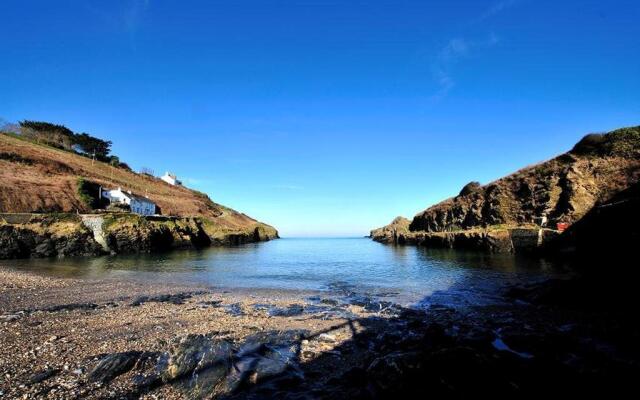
[[372, 225, 559, 253], [102, 215, 212, 253], [0, 215, 103, 259], [369, 216, 411, 244], [372, 126, 640, 253], [0, 213, 279, 259], [548, 181, 640, 260]]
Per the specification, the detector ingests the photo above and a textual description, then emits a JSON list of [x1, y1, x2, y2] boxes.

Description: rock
[[366, 351, 422, 391], [267, 304, 305, 317], [197, 300, 223, 308], [0, 220, 103, 260], [88, 351, 142, 382], [224, 303, 245, 316], [1, 314, 21, 322], [370, 216, 411, 244], [29, 368, 60, 384], [130, 291, 206, 307], [317, 334, 336, 343], [161, 334, 233, 382], [319, 298, 339, 306], [42, 303, 98, 313], [222, 331, 304, 394]]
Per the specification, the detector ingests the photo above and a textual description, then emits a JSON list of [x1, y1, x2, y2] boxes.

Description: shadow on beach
[[75, 265, 640, 399]]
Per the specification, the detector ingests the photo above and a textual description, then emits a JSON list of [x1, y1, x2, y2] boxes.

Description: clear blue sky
[[1, 1, 639, 237]]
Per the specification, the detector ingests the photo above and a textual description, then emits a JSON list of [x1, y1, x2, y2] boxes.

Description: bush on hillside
[[77, 177, 106, 210], [571, 133, 607, 155], [459, 181, 482, 197], [0, 152, 33, 164], [571, 127, 640, 158], [18, 120, 114, 161], [608, 126, 640, 158]]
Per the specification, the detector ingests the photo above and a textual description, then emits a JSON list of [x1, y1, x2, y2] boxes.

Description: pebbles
[[7, 268, 638, 398]]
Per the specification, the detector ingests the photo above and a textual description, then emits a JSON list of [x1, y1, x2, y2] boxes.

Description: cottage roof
[[125, 191, 154, 203], [104, 187, 155, 204]]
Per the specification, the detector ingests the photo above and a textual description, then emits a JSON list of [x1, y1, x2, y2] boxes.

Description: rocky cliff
[[369, 217, 411, 244], [0, 214, 103, 259], [372, 126, 640, 252], [0, 213, 278, 259]]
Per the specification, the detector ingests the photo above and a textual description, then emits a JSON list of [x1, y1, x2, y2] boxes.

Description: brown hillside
[[0, 133, 277, 236], [408, 126, 640, 232]]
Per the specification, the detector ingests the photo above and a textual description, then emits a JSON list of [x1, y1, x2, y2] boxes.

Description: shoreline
[[2, 267, 638, 398], [0, 268, 396, 399]]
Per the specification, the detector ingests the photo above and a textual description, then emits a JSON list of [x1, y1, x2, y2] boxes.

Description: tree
[[73, 132, 112, 160], [18, 120, 76, 150], [108, 155, 121, 167], [19, 120, 74, 137]]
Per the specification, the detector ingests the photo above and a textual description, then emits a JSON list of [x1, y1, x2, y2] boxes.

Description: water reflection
[[0, 238, 560, 304]]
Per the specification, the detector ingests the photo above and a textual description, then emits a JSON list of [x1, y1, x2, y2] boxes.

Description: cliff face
[[0, 133, 278, 255], [372, 126, 640, 252], [548, 181, 640, 260], [0, 213, 278, 259], [369, 217, 410, 244], [0, 214, 103, 259]]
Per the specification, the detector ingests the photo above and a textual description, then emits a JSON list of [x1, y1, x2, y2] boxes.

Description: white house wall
[[102, 189, 156, 216]]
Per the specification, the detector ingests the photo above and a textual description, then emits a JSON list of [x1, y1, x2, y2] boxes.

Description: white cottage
[[160, 172, 182, 186], [100, 187, 156, 216]]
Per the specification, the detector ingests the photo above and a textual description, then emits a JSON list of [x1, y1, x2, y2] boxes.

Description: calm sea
[[0, 238, 560, 307]]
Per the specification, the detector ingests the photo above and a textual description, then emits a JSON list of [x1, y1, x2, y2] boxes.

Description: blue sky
[[1, 0, 639, 237]]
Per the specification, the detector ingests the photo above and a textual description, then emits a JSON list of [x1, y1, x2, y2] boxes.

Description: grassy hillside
[[0, 133, 277, 238]]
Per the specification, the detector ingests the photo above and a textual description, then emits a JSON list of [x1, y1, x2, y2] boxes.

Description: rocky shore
[[370, 218, 560, 253], [0, 213, 278, 260], [1, 268, 638, 398]]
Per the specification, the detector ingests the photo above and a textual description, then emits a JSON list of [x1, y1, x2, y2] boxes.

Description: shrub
[[106, 203, 131, 212], [571, 133, 607, 155], [459, 181, 482, 197], [608, 126, 640, 158], [571, 127, 640, 158], [0, 152, 33, 164], [77, 177, 104, 210]]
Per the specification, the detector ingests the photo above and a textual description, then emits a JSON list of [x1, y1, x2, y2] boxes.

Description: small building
[[100, 187, 156, 216], [160, 172, 182, 186]]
